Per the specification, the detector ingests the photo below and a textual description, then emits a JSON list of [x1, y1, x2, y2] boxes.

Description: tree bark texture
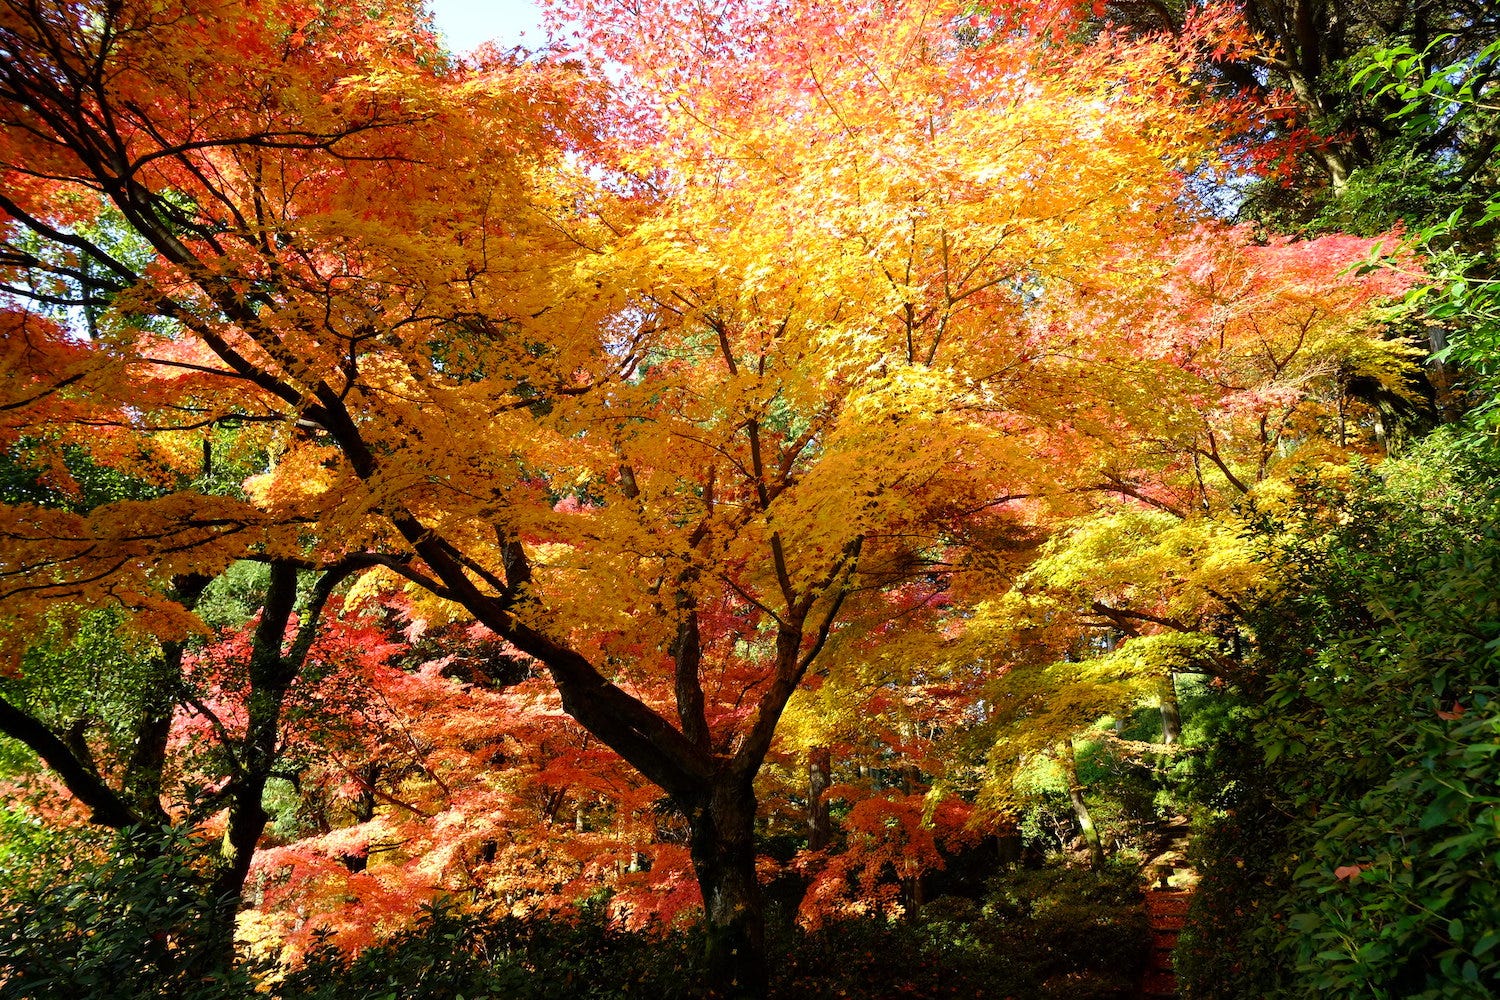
[[1159, 674, 1182, 746], [687, 777, 768, 1000]]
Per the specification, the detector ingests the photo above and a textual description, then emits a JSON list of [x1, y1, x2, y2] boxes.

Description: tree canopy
[[1, 0, 1483, 997]]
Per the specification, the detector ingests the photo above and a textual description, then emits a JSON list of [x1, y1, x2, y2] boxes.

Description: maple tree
[[962, 234, 1419, 838], [0, 0, 1425, 994], [0, 561, 392, 971], [235, 601, 698, 960]]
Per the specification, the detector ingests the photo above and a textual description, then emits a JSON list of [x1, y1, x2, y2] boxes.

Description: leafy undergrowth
[[0, 708, 1152, 1000], [1176, 449, 1500, 999], [776, 866, 1146, 1000], [0, 842, 1145, 1000], [270, 863, 1146, 1000]]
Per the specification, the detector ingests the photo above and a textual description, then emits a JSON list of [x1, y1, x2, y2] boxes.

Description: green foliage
[[276, 902, 536, 1000], [780, 863, 1144, 1000], [1079, 752, 1167, 848], [1351, 36, 1500, 431], [1180, 450, 1500, 999], [0, 825, 249, 1000], [1173, 697, 1291, 999], [194, 560, 329, 636], [0, 734, 32, 785], [0, 608, 160, 756], [195, 561, 274, 632], [275, 900, 804, 1000], [1316, 149, 1469, 238], [0, 445, 169, 511]]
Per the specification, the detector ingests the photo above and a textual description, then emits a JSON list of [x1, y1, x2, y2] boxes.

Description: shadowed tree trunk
[[1060, 740, 1106, 870], [445, 537, 863, 1000], [687, 776, 767, 1000], [808, 745, 832, 851]]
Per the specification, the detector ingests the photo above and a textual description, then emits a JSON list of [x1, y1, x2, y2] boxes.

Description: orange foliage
[[797, 790, 979, 928], [0, 0, 1422, 976]]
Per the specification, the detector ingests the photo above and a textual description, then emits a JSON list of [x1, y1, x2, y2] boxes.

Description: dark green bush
[[280, 899, 709, 1000], [0, 824, 250, 1000], [1180, 451, 1500, 999], [776, 862, 1144, 999]]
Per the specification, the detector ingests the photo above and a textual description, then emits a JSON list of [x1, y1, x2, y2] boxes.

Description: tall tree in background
[[1079, 1, 1497, 206]]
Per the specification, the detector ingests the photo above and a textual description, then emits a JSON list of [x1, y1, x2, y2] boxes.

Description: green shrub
[[0, 824, 250, 1000], [279, 899, 707, 1000], [1180, 453, 1500, 999]]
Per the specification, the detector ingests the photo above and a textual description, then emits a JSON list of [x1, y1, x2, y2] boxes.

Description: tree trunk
[[1159, 673, 1182, 746], [125, 576, 210, 823], [1059, 740, 1105, 870], [121, 647, 179, 825], [807, 745, 832, 851], [201, 785, 268, 968], [687, 777, 768, 1000], [903, 872, 925, 914]]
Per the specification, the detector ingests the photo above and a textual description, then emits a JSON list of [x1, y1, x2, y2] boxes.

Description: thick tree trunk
[[687, 777, 768, 1000]]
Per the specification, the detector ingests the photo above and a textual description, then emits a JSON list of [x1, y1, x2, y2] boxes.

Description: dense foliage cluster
[[0, 0, 1496, 997], [1179, 442, 1500, 998]]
